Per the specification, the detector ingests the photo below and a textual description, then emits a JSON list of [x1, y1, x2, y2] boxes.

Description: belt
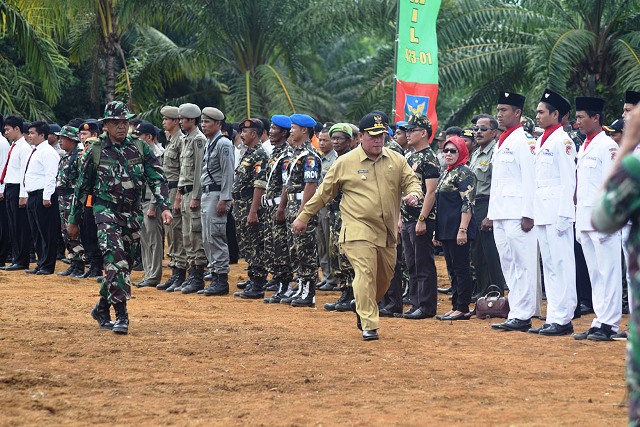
[[178, 185, 193, 195], [232, 188, 254, 201], [202, 183, 222, 194], [168, 180, 179, 189], [94, 198, 136, 211], [287, 193, 304, 202], [475, 195, 490, 202], [27, 189, 44, 196], [262, 195, 282, 208]]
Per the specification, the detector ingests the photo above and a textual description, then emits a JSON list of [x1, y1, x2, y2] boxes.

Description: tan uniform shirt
[[469, 139, 496, 197], [298, 145, 423, 247], [163, 130, 183, 182], [178, 127, 206, 199]]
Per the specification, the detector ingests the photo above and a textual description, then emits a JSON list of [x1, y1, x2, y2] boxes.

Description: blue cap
[[271, 114, 292, 129], [290, 113, 316, 128], [396, 121, 408, 129], [49, 123, 61, 133], [387, 126, 394, 137]]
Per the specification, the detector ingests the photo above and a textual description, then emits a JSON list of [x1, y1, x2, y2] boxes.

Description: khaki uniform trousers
[[342, 240, 396, 331], [166, 187, 187, 269], [181, 190, 207, 267], [140, 201, 164, 284]]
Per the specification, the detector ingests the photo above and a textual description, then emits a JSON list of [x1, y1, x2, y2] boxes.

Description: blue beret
[[396, 121, 408, 129], [290, 113, 316, 128], [387, 126, 394, 137], [271, 114, 292, 129]]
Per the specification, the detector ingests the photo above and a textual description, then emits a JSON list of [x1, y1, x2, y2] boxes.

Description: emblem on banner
[[404, 95, 430, 120]]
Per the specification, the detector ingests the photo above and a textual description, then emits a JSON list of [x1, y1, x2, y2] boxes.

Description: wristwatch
[[418, 215, 426, 222]]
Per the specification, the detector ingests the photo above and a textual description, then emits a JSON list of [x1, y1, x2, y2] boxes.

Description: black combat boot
[[167, 266, 192, 292], [235, 278, 265, 299], [71, 261, 86, 278], [182, 265, 205, 294], [112, 301, 129, 334], [324, 286, 350, 311], [236, 279, 251, 289], [334, 287, 355, 312], [81, 263, 103, 278], [157, 268, 181, 290], [90, 297, 114, 330], [58, 260, 81, 276], [291, 280, 316, 307], [264, 278, 290, 304], [265, 279, 279, 292], [280, 279, 303, 304], [204, 273, 229, 296]]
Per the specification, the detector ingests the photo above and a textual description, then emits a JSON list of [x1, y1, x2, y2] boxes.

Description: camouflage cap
[[55, 125, 80, 143], [520, 116, 535, 133], [405, 115, 433, 133], [99, 101, 136, 122]]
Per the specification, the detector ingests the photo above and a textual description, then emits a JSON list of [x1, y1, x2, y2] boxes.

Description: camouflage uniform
[[232, 143, 269, 285], [285, 140, 321, 286], [328, 191, 354, 284], [385, 138, 405, 155], [264, 142, 292, 285], [56, 132, 84, 264], [69, 126, 170, 305]]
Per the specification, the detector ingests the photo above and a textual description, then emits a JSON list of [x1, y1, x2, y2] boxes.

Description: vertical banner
[[395, 0, 441, 135]]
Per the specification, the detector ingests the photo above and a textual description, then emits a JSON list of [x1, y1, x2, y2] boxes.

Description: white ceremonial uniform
[[488, 125, 538, 321], [0, 135, 10, 194], [576, 131, 622, 331], [4, 136, 33, 197], [533, 126, 577, 325]]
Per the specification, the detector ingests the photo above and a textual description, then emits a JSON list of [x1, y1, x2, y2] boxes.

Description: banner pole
[[392, 0, 400, 120]]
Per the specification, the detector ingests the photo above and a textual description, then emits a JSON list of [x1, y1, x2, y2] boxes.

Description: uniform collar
[[357, 144, 388, 162]]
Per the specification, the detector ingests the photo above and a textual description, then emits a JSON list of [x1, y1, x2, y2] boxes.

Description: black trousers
[[80, 206, 103, 269], [5, 183, 32, 266], [226, 207, 239, 264], [26, 190, 59, 272], [0, 197, 11, 264], [402, 220, 438, 316], [442, 240, 473, 313], [380, 236, 404, 312]]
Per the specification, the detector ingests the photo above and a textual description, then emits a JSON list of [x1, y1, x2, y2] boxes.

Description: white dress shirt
[[3, 136, 33, 197], [0, 135, 10, 193], [23, 142, 60, 201]]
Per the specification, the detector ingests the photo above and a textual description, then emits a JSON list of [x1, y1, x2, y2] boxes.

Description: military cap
[[134, 121, 158, 137], [271, 114, 292, 129], [329, 123, 353, 138], [79, 119, 101, 133], [48, 123, 61, 133], [575, 96, 605, 112], [603, 119, 624, 134], [100, 101, 136, 121], [626, 90, 640, 105], [396, 121, 408, 130], [290, 114, 316, 128], [497, 91, 526, 110], [371, 110, 390, 126], [540, 89, 571, 117], [359, 112, 388, 135], [520, 116, 535, 133], [202, 107, 225, 121], [405, 115, 433, 134], [160, 106, 179, 119], [239, 118, 263, 132], [178, 103, 201, 119], [462, 128, 475, 138], [55, 125, 80, 143], [348, 124, 359, 136], [434, 130, 446, 141]]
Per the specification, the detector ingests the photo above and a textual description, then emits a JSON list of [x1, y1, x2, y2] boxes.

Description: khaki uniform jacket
[[298, 146, 423, 247]]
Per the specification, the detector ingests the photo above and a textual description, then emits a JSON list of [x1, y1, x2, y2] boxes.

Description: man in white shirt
[[0, 115, 11, 266], [24, 121, 60, 274], [1, 115, 33, 270]]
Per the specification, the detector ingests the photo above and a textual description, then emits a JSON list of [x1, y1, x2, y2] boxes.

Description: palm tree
[[0, 0, 68, 119]]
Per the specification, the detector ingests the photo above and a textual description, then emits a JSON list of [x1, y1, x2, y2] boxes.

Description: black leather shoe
[[587, 324, 615, 341], [25, 268, 40, 274], [403, 307, 433, 320], [580, 303, 594, 315], [437, 287, 452, 295], [573, 327, 599, 340], [318, 282, 337, 291], [491, 318, 531, 332], [3, 263, 28, 271], [315, 280, 326, 289], [362, 330, 379, 341], [440, 311, 471, 321], [204, 283, 229, 296], [36, 269, 53, 275], [379, 307, 401, 317], [538, 322, 573, 336], [528, 324, 551, 334], [135, 280, 157, 288]]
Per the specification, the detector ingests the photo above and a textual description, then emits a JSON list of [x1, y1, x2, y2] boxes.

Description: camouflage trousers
[[264, 204, 292, 281], [233, 200, 267, 282], [286, 199, 318, 283], [58, 194, 84, 261], [328, 209, 354, 283], [628, 237, 640, 424], [97, 221, 140, 304]]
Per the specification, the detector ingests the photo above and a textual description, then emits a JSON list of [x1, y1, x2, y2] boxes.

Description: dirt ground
[[0, 256, 628, 426]]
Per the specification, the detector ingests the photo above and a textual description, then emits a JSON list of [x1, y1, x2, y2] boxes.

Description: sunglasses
[[443, 148, 459, 154], [472, 126, 494, 132]]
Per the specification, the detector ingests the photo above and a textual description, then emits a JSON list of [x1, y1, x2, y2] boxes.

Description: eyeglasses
[[443, 148, 459, 154], [472, 126, 494, 132], [331, 136, 347, 142]]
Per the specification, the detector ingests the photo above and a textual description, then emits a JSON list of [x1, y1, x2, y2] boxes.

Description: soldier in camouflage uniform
[[399, 115, 441, 320], [68, 101, 172, 335], [590, 103, 640, 424], [168, 103, 207, 293], [232, 119, 269, 299], [156, 106, 187, 291], [55, 126, 84, 277], [322, 123, 356, 312], [278, 114, 322, 307], [263, 115, 294, 304]]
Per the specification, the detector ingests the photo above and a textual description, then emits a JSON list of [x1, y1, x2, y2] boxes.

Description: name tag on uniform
[[357, 169, 368, 173]]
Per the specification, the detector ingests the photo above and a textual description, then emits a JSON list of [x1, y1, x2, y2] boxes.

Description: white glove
[[555, 216, 572, 236]]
